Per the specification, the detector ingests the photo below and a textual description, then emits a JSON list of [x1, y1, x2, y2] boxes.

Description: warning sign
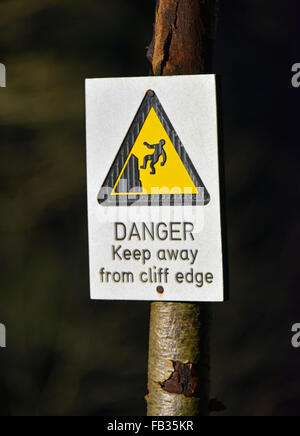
[[86, 75, 225, 302], [98, 90, 210, 206]]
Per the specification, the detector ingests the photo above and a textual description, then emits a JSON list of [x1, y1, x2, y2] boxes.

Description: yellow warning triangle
[[98, 90, 210, 206], [112, 107, 198, 196]]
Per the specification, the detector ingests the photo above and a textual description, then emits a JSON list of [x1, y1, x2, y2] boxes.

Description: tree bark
[[147, 303, 211, 416], [146, 0, 219, 417], [147, 0, 219, 76]]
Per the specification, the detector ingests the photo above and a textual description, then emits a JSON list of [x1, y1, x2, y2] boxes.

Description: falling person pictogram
[[140, 140, 167, 175]]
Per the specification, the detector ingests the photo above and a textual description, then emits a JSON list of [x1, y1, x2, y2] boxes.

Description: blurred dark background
[[0, 0, 299, 416]]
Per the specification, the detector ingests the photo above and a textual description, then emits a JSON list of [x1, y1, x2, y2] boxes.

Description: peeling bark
[[160, 361, 200, 398], [147, 0, 219, 76]]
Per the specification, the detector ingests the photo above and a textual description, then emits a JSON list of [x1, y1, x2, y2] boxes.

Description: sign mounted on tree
[[86, 75, 225, 302]]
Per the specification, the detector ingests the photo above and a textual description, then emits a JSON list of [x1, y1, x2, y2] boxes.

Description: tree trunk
[[146, 0, 219, 417]]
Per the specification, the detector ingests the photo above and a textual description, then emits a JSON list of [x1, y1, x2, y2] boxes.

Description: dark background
[[0, 0, 299, 416]]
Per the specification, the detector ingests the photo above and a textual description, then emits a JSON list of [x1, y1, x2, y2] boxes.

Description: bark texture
[[147, 0, 219, 76], [147, 303, 211, 416], [147, 0, 219, 417]]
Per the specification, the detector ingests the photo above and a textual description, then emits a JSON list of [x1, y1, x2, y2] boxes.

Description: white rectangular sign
[[86, 75, 225, 302]]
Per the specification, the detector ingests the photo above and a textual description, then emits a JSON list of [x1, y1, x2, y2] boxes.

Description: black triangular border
[[98, 90, 210, 206]]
